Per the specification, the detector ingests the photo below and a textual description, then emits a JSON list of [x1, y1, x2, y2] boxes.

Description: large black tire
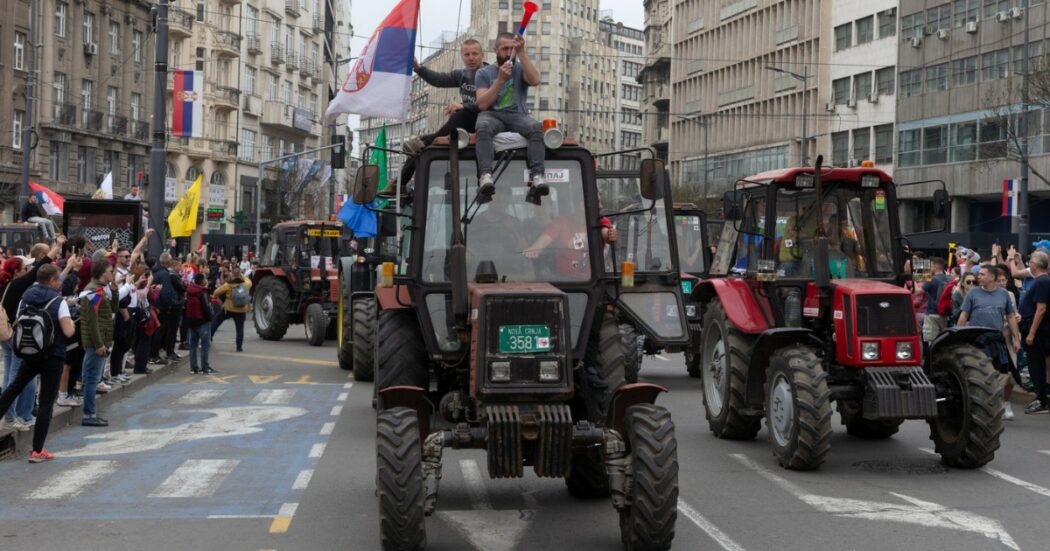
[[766, 345, 832, 470], [620, 322, 643, 384], [352, 298, 377, 382], [928, 344, 1003, 468], [376, 309, 429, 392], [566, 316, 626, 499], [619, 403, 678, 551], [253, 277, 291, 341], [376, 407, 426, 551], [699, 300, 762, 439], [304, 303, 327, 346], [338, 296, 353, 370]]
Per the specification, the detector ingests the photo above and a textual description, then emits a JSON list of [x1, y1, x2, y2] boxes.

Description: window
[[979, 117, 1007, 158], [49, 141, 70, 180], [542, 21, 551, 34], [950, 121, 978, 162], [878, 9, 897, 37], [853, 127, 871, 160], [14, 32, 25, 70], [186, 165, 202, 183], [281, 80, 292, 104], [923, 125, 948, 164], [832, 131, 850, 166], [127, 155, 144, 189], [898, 129, 921, 167], [13, 110, 23, 150], [78, 146, 96, 186], [268, 73, 279, 99], [901, 13, 924, 39], [834, 23, 852, 51], [927, 4, 951, 31], [854, 71, 873, 98], [954, 0, 979, 26], [244, 66, 257, 96], [981, 48, 1010, 80], [285, 26, 294, 55], [876, 67, 896, 95], [925, 63, 949, 92], [132, 31, 142, 63], [80, 79, 94, 123], [983, 0, 1010, 19], [270, 15, 280, 45], [195, 47, 204, 71], [1014, 41, 1043, 74], [240, 129, 256, 162], [109, 21, 120, 55], [196, 0, 205, 22], [952, 56, 977, 85], [56, 1, 68, 38], [131, 93, 141, 121], [53, 72, 67, 116], [246, 5, 258, 36], [875, 124, 894, 163], [833, 77, 851, 103], [83, 12, 94, 45], [542, 46, 550, 61], [856, 16, 874, 45]]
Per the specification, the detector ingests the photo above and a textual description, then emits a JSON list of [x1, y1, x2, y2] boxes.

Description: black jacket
[[20, 201, 45, 222], [414, 64, 487, 112]]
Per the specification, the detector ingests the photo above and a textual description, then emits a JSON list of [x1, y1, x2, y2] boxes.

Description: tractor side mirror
[[932, 188, 949, 219], [722, 190, 743, 221], [640, 159, 667, 200], [352, 165, 380, 205]]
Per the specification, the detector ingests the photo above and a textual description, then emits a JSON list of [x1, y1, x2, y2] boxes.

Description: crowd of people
[[910, 242, 1050, 420], [0, 231, 256, 462]]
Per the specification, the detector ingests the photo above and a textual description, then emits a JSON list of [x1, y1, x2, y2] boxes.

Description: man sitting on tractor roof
[[474, 32, 545, 189]]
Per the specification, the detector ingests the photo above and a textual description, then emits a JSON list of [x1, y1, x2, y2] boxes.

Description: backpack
[[231, 284, 250, 307], [936, 279, 958, 317], [13, 296, 62, 361]]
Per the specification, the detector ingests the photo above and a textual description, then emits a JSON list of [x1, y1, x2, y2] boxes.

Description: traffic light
[[331, 134, 346, 169]]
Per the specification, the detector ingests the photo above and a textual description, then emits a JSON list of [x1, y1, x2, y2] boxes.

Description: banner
[[1002, 179, 1019, 217], [172, 70, 204, 138], [168, 175, 202, 237], [325, 0, 420, 120], [93, 171, 113, 199]]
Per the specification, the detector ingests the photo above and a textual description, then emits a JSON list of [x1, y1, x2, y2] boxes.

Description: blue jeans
[[189, 324, 211, 372], [81, 348, 108, 418], [1, 338, 36, 422]]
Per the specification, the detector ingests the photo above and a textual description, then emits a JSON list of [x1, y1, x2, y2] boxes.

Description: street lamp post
[[765, 65, 812, 166]]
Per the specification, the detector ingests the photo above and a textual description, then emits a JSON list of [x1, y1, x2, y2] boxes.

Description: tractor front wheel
[[352, 298, 377, 382], [699, 300, 761, 440], [766, 345, 832, 470], [620, 322, 643, 384], [928, 344, 1003, 468], [376, 309, 429, 392], [304, 303, 327, 346], [253, 277, 290, 341], [376, 407, 427, 551], [618, 403, 678, 551]]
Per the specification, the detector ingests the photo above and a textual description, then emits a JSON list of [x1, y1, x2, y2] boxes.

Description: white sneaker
[[56, 395, 81, 407], [17, 417, 35, 429], [479, 173, 494, 186], [96, 382, 113, 394], [531, 174, 546, 187], [1004, 403, 1015, 420]]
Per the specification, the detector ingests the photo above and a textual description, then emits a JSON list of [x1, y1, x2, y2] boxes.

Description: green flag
[[371, 125, 388, 191]]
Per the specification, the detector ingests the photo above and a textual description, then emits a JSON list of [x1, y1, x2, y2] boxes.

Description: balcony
[[299, 56, 312, 77], [285, 53, 299, 72], [52, 103, 77, 126], [312, 15, 325, 34], [169, 8, 194, 37], [84, 110, 104, 131], [209, 84, 240, 110], [214, 31, 242, 57], [212, 139, 238, 162], [108, 114, 129, 136], [285, 0, 300, 17], [271, 43, 285, 65], [167, 135, 188, 152], [246, 33, 262, 55], [187, 137, 212, 159], [133, 120, 150, 141], [260, 100, 315, 134], [218, 0, 241, 5]]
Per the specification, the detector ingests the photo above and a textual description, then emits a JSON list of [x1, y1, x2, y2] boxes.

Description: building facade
[[600, 16, 645, 170], [0, 0, 35, 219], [639, 0, 672, 164]]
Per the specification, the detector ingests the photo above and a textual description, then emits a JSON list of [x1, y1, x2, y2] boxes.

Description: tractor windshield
[[297, 226, 344, 270], [420, 159, 590, 283], [596, 176, 677, 274]]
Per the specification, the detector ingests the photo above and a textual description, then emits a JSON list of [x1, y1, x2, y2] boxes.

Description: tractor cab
[[0, 223, 42, 254]]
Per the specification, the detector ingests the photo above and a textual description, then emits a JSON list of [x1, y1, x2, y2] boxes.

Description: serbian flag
[[28, 181, 64, 215], [84, 286, 107, 312], [171, 70, 204, 137], [325, 0, 420, 120], [1002, 179, 1019, 217]]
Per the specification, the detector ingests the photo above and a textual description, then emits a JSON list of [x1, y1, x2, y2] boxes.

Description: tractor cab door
[[672, 207, 710, 278]]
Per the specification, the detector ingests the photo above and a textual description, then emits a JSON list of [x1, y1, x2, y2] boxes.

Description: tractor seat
[[494, 132, 528, 152]]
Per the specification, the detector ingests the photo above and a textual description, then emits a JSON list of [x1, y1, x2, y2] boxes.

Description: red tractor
[[693, 156, 1004, 470]]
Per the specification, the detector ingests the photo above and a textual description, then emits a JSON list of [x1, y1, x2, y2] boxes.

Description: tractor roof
[[741, 166, 894, 187]]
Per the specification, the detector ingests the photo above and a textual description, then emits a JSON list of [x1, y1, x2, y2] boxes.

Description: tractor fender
[[378, 385, 433, 442], [375, 285, 412, 311], [745, 328, 824, 408], [691, 278, 769, 334], [251, 268, 288, 290], [927, 326, 1002, 369], [606, 383, 667, 434]]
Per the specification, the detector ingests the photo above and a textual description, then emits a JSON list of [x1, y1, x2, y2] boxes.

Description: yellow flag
[[947, 242, 956, 268], [168, 175, 202, 237]]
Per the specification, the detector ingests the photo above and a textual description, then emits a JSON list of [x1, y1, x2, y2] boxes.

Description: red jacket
[[184, 284, 213, 325]]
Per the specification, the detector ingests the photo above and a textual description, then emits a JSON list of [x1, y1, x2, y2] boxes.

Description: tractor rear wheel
[[766, 345, 832, 471], [253, 277, 290, 341], [304, 303, 327, 346], [620, 322, 643, 384], [376, 407, 427, 551], [352, 297, 377, 382], [699, 300, 761, 440], [928, 344, 1003, 468], [619, 403, 678, 551], [376, 309, 429, 392], [338, 295, 352, 370]]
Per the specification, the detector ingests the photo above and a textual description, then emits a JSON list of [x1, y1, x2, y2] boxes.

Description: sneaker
[[203, 367, 217, 374], [1, 418, 28, 432], [402, 135, 425, 155], [1004, 403, 1015, 420], [149, 357, 166, 365], [479, 173, 494, 187], [17, 417, 36, 429], [1024, 399, 1049, 415], [116, 374, 131, 383], [56, 395, 81, 407], [531, 174, 546, 187], [170, 352, 184, 360], [96, 382, 113, 394], [28, 449, 55, 463], [81, 417, 109, 427], [190, 368, 200, 374]]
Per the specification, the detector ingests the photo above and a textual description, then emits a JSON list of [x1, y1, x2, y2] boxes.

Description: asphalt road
[[0, 326, 1048, 551]]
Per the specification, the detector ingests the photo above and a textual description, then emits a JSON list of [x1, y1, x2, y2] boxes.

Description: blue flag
[[337, 199, 378, 238]]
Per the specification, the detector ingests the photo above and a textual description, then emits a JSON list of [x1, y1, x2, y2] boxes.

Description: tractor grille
[[485, 296, 565, 355], [855, 295, 916, 337]]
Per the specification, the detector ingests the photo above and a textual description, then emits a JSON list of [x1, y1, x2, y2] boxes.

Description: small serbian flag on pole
[[171, 70, 203, 137], [28, 181, 64, 215], [325, 0, 420, 121], [1002, 179, 1019, 217]]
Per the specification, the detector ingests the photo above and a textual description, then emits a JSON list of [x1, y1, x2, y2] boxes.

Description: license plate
[[680, 280, 694, 295], [498, 325, 551, 354]]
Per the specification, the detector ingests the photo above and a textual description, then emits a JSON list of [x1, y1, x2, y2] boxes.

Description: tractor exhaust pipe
[[448, 134, 469, 329], [812, 155, 831, 292]]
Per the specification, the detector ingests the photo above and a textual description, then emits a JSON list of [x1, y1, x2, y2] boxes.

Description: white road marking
[[439, 510, 532, 551], [320, 422, 335, 435], [27, 460, 118, 499], [60, 406, 308, 457], [250, 389, 296, 404], [1038, 450, 1050, 458], [278, 503, 299, 517], [207, 514, 275, 519], [677, 499, 748, 551], [309, 443, 327, 459], [174, 389, 226, 406], [459, 459, 493, 510], [921, 447, 1050, 499], [149, 459, 240, 498], [292, 469, 314, 490], [655, 354, 671, 362], [330, 405, 343, 416], [343, 382, 353, 389], [733, 453, 1019, 551], [337, 392, 348, 402]]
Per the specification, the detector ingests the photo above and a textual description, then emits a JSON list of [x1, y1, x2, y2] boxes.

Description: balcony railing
[[271, 43, 285, 64], [169, 8, 194, 36], [285, 53, 299, 71], [134, 120, 149, 141], [53, 103, 76, 125], [84, 110, 103, 131], [246, 33, 262, 54], [312, 15, 325, 33], [108, 114, 128, 135], [285, 0, 300, 17], [211, 85, 241, 109], [299, 56, 312, 76], [214, 31, 242, 56]]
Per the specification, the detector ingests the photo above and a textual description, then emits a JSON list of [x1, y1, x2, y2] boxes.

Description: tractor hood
[[829, 279, 921, 368]]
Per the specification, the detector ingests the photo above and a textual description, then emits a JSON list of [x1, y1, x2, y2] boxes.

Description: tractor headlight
[[861, 342, 881, 361], [490, 361, 511, 382], [539, 360, 560, 382], [896, 342, 914, 361], [543, 127, 565, 149]]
